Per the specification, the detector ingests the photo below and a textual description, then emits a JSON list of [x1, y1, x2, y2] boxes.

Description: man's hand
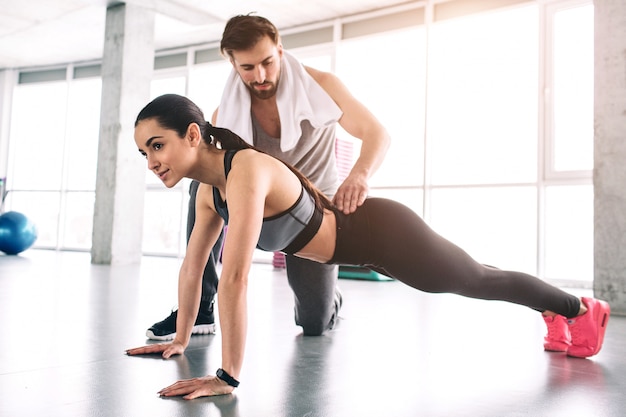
[[333, 173, 368, 214]]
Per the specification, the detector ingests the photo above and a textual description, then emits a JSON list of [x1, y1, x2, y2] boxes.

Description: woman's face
[[134, 118, 196, 188]]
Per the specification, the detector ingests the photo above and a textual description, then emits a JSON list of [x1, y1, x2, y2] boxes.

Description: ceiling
[[0, 0, 415, 70]]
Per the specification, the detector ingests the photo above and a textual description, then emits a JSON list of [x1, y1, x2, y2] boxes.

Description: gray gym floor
[[1, 249, 624, 417]]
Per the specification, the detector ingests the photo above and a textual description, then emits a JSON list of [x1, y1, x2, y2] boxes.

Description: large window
[[542, 1, 594, 283], [428, 5, 539, 186], [424, 5, 539, 273], [336, 26, 426, 213], [549, 2, 594, 174], [5, 74, 101, 250]]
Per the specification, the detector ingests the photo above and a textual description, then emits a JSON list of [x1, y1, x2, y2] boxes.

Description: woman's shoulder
[[231, 148, 282, 171], [228, 149, 296, 191]]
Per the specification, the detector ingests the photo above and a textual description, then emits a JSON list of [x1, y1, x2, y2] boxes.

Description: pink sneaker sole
[[567, 297, 610, 358], [545, 341, 569, 352]]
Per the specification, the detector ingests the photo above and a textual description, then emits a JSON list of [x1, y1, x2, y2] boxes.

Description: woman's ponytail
[[205, 122, 253, 151]]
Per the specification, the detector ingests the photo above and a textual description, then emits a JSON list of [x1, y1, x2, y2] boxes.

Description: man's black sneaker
[[146, 307, 216, 341], [328, 287, 343, 331]]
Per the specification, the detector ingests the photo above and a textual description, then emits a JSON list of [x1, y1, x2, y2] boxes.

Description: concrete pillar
[[594, 0, 626, 314], [91, 3, 154, 265]]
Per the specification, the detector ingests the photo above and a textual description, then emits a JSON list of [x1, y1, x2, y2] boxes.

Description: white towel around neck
[[215, 51, 342, 152]]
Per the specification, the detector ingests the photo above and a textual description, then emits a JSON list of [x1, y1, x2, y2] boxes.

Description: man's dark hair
[[220, 14, 280, 58]]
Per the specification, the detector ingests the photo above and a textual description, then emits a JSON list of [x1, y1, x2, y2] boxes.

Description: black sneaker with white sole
[[146, 304, 216, 341], [328, 287, 343, 331]]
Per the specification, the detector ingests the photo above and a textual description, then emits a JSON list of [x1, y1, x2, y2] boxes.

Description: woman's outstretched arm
[[159, 153, 272, 399]]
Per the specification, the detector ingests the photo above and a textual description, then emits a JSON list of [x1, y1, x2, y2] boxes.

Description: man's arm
[[306, 66, 391, 214]]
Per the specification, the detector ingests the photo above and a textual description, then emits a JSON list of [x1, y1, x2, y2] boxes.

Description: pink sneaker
[[543, 315, 570, 352], [567, 297, 610, 358]]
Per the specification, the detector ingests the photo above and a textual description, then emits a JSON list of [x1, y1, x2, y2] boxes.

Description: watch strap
[[216, 368, 240, 387]]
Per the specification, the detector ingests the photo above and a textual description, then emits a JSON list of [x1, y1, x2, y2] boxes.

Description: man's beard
[[247, 79, 279, 100]]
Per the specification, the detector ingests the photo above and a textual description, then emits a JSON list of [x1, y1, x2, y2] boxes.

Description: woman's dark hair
[[135, 94, 333, 212], [220, 14, 280, 58]]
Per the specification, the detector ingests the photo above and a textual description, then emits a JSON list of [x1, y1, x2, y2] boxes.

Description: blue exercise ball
[[0, 211, 38, 255]]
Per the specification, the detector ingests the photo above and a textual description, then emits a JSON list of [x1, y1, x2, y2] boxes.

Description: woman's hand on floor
[[158, 375, 234, 399], [125, 341, 185, 359]]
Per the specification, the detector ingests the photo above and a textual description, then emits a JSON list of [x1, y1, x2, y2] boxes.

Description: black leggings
[[328, 198, 581, 318]]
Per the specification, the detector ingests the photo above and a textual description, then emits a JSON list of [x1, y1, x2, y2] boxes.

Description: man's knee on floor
[[297, 315, 328, 336], [297, 311, 337, 336], [294, 288, 342, 336], [302, 324, 326, 336]]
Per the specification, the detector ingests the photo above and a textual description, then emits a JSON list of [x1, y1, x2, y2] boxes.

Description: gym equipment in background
[[0, 211, 38, 255]]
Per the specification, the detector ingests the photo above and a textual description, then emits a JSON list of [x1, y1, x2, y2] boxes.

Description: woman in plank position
[[127, 94, 610, 399]]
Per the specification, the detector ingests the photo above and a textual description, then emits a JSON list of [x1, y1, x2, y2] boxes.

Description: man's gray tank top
[[251, 113, 339, 197]]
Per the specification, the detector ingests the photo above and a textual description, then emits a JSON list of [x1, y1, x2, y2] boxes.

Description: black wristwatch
[[216, 368, 240, 387]]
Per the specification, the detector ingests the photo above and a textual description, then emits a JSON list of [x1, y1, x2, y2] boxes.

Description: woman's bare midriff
[[294, 209, 336, 263]]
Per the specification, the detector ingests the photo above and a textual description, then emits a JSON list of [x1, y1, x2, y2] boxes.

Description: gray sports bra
[[212, 150, 323, 254]]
